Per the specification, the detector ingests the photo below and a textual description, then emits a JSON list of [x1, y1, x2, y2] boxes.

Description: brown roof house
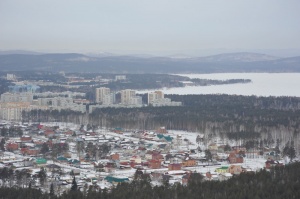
[[110, 153, 120, 161], [6, 142, 19, 151], [182, 157, 196, 167], [168, 163, 182, 171], [228, 152, 244, 164], [20, 135, 32, 143], [149, 159, 161, 169], [228, 165, 243, 175], [265, 159, 283, 170]]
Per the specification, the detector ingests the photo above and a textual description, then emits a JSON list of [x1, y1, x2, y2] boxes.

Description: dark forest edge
[[1, 162, 300, 199], [23, 94, 300, 133]]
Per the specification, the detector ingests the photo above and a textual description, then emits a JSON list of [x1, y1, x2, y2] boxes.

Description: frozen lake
[[138, 73, 300, 97]]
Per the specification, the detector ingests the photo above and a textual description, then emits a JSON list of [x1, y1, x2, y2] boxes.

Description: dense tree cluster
[[1, 162, 300, 199], [23, 95, 300, 137]]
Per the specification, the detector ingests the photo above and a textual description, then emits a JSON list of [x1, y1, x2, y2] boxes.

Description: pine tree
[[49, 183, 55, 198], [205, 150, 212, 162], [71, 177, 77, 191], [37, 167, 47, 187], [288, 147, 296, 161], [40, 143, 49, 155], [0, 138, 5, 151]]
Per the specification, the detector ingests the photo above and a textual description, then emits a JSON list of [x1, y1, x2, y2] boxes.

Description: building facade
[[95, 87, 111, 104]]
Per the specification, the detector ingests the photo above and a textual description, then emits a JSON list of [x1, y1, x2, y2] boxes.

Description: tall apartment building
[[95, 87, 111, 104], [37, 97, 86, 113], [120, 89, 136, 105], [6, 74, 16, 81], [148, 91, 164, 104], [0, 92, 33, 103], [115, 75, 126, 81], [148, 91, 182, 107]]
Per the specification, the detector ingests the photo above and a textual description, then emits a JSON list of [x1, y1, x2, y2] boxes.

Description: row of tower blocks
[[95, 87, 181, 106]]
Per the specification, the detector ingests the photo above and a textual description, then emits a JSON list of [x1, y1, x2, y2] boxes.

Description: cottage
[[152, 152, 164, 161], [44, 130, 55, 137], [219, 173, 233, 181], [182, 157, 196, 167], [130, 155, 142, 164], [265, 159, 283, 170], [228, 152, 244, 164], [228, 165, 242, 175], [6, 142, 19, 151], [215, 166, 229, 173], [168, 163, 182, 171], [20, 135, 32, 143], [110, 153, 120, 161], [149, 159, 161, 169]]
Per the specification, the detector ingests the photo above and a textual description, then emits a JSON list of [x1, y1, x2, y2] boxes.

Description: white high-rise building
[[148, 91, 164, 104], [120, 89, 136, 105], [115, 75, 126, 81], [148, 90, 182, 107], [95, 87, 111, 104], [6, 74, 16, 81], [0, 92, 33, 103]]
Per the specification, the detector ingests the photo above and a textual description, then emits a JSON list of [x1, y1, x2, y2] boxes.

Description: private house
[[219, 173, 233, 181], [168, 163, 182, 171], [145, 150, 160, 160], [20, 147, 39, 156], [217, 145, 227, 153], [205, 172, 219, 181], [20, 135, 32, 143], [228, 165, 243, 175], [6, 142, 19, 151], [110, 153, 120, 161], [265, 159, 283, 170], [182, 157, 196, 167], [150, 172, 163, 182], [130, 155, 142, 164], [208, 143, 218, 155], [215, 166, 229, 173], [44, 130, 55, 138], [265, 151, 281, 161], [228, 152, 244, 164], [182, 173, 191, 186], [149, 159, 161, 169], [64, 130, 74, 136], [156, 127, 168, 134], [152, 152, 164, 161]]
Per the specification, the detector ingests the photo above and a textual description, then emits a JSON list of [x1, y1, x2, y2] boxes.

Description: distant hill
[[0, 50, 42, 55], [0, 52, 299, 73], [190, 52, 279, 62]]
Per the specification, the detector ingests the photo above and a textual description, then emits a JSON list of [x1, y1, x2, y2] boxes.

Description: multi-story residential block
[[129, 96, 143, 105], [37, 97, 86, 113], [115, 75, 126, 81], [0, 92, 33, 103], [8, 85, 40, 93], [0, 102, 29, 121], [34, 91, 85, 98], [148, 91, 164, 104], [120, 89, 136, 105], [6, 74, 17, 81], [0, 101, 49, 121], [148, 91, 182, 107], [95, 87, 111, 104]]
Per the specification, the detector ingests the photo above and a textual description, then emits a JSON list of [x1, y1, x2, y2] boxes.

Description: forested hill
[[24, 95, 300, 146], [1, 52, 300, 73], [1, 162, 300, 199]]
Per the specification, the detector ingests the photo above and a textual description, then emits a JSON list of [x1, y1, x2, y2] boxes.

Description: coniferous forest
[[0, 162, 300, 199]]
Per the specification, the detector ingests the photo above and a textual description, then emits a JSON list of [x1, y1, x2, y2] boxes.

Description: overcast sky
[[1, 0, 300, 56]]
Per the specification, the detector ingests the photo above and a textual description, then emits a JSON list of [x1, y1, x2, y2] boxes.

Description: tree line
[[1, 162, 300, 199]]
